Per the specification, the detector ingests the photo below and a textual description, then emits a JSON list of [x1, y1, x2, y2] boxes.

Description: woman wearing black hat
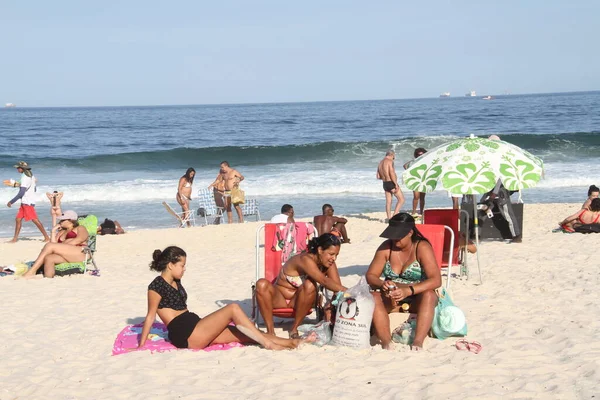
[[366, 212, 441, 350]]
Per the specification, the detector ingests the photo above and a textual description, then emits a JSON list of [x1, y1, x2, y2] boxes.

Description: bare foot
[[382, 341, 395, 350], [7, 239, 18, 243], [411, 340, 424, 351], [289, 331, 301, 340], [42, 238, 50, 243]]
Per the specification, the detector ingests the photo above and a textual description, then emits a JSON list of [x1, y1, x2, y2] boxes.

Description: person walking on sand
[[377, 150, 405, 221], [219, 161, 245, 224], [176, 168, 195, 227], [403, 148, 427, 216], [3, 161, 50, 243]]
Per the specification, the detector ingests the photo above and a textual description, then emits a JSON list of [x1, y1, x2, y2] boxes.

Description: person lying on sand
[[22, 210, 89, 278], [559, 198, 600, 232], [366, 213, 442, 351], [97, 218, 125, 235], [255, 233, 347, 338], [139, 246, 313, 350]]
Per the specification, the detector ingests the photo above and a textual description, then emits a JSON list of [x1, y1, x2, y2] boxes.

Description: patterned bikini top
[[148, 276, 188, 310], [381, 240, 426, 284]]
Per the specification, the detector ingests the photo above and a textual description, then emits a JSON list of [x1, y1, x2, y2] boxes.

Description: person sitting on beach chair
[[313, 204, 351, 244], [23, 210, 89, 278], [255, 233, 346, 338], [366, 213, 442, 350]]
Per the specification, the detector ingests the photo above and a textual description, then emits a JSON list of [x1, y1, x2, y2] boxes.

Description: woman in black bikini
[[139, 246, 310, 350]]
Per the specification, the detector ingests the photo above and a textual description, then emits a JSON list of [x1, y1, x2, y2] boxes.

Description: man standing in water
[[4, 161, 50, 243], [377, 150, 405, 221], [219, 161, 245, 224]]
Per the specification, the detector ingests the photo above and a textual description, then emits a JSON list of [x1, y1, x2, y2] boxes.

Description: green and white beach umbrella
[[403, 134, 544, 195], [402, 134, 544, 284]]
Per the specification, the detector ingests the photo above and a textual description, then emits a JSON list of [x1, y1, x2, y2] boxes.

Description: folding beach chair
[[162, 201, 195, 228], [240, 199, 261, 221], [54, 215, 100, 277], [251, 223, 321, 326], [416, 223, 454, 289], [196, 188, 224, 226], [423, 209, 470, 278]]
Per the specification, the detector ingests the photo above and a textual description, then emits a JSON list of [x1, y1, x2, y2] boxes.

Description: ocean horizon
[[1, 91, 598, 237]]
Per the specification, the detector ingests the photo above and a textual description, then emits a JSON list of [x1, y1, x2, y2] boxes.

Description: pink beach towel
[[112, 322, 244, 355]]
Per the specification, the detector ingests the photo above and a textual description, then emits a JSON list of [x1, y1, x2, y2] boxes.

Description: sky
[[1, 1, 599, 107]]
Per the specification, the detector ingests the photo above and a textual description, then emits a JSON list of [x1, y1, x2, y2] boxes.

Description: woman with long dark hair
[[255, 233, 346, 338], [176, 167, 195, 227], [140, 246, 310, 350], [366, 212, 441, 350]]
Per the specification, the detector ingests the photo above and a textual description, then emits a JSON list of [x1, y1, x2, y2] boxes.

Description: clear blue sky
[[1, 1, 598, 106]]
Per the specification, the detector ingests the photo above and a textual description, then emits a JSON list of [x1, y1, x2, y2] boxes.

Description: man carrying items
[[4, 161, 50, 243], [377, 150, 405, 221], [219, 161, 245, 224]]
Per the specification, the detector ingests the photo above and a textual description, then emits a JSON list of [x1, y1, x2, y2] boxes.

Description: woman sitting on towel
[[140, 246, 311, 350], [23, 210, 89, 278], [582, 185, 599, 210], [254, 233, 347, 338], [366, 212, 442, 350], [560, 198, 600, 232]]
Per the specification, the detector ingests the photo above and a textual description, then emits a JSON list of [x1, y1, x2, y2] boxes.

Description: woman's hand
[[52, 224, 61, 232], [389, 287, 411, 303]]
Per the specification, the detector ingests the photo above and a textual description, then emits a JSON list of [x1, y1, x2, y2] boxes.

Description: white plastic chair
[[197, 189, 225, 226], [162, 201, 195, 228]]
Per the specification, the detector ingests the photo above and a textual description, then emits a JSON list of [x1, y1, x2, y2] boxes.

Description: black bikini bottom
[[167, 311, 201, 348]]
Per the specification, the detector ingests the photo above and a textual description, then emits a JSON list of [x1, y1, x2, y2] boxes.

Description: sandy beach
[[1, 202, 598, 399]]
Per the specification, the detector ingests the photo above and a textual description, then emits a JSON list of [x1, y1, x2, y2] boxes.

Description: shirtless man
[[313, 204, 350, 244], [377, 150, 405, 220], [219, 161, 245, 224], [46, 191, 64, 228]]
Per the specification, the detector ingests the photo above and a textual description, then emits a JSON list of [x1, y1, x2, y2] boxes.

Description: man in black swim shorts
[[377, 150, 405, 220]]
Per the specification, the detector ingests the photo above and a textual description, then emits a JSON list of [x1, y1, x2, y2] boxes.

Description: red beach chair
[[423, 208, 470, 279], [416, 223, 454, 289], [251, 223, 320, 326]]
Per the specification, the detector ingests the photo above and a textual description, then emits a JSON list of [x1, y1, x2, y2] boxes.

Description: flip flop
[[455, 339, 482, 354]]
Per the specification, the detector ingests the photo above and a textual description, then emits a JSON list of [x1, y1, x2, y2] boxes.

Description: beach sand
[[0, 203, 598, 399]]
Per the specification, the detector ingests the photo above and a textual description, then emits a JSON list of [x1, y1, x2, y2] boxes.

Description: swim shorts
[[383, 181, 396, 193], [16, 204, 38, 221]]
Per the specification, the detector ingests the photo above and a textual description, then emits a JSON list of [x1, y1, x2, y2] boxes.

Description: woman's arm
[[50, 224, 61, 243], [299, 256, 346, 292], [139, 290, 161, 348], [560, 210, 583, 225], [208, 174, 222, 189], [63, 226, 89, 245], [582, 199, 591, 210], [388, 241, 442, 303], [365, 241, 391, 290]]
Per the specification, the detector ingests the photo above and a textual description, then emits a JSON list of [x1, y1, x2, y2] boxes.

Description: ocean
[[1, 91, 599, 237]]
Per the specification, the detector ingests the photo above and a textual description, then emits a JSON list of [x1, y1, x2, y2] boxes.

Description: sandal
[[455, 339, 482, 354]]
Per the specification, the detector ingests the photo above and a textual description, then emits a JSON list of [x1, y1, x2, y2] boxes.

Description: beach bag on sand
[[432, 288, 467, 340], [298, 321, 332, 347], [231, 187, 245, 204], [331, 276, 375, 349]]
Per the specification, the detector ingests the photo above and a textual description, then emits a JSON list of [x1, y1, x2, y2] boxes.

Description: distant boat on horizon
[[4, 103, 16, 108], [465, 90, 476, 97], [482, 96, 494, 100], [439, 92, 450, 98]]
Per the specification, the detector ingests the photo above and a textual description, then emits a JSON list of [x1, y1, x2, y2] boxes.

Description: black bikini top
[[148, 276, 188, 310]]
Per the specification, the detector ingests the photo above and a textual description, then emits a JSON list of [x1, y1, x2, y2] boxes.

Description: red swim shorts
[[16, 204, 38, 221]]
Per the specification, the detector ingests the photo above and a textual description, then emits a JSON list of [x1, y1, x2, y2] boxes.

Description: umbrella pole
[[473, 202, 483, 284]]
